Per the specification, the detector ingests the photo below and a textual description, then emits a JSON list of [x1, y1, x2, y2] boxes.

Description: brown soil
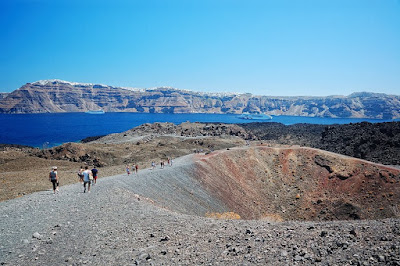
[[2, 122, 400, 265], [0, 147, 122, 202], [4, 143, 399, 221], [2, 122, 400, 222], [0, 134, 244, 202], [192, 146, 400, 221]]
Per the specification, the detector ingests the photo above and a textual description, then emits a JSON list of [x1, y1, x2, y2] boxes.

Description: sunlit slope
[[191, 146, 400, 221]]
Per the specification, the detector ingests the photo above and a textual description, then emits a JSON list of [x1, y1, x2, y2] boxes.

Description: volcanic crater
[[183, 145, 400, 222]]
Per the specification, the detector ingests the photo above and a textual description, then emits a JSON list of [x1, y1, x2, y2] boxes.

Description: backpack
[[50, 171, 57, 181]]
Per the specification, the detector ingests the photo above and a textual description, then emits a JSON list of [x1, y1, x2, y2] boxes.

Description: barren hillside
[[192, 146, 400, 221], [1, 145, 400, 265]]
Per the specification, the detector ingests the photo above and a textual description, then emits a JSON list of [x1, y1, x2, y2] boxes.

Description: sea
[[0, 113, 398, 148]]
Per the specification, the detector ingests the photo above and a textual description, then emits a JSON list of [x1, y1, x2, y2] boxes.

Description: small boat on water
[[85, 109, 105, 114], [238, 112, 272, 120]]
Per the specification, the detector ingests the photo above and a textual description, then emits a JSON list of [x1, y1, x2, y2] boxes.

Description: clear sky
[[1, 0, 399, 96]]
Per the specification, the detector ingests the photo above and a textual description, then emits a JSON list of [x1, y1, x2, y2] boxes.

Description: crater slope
[[185, 146, 400, 221], [102, 145, 400, 222]]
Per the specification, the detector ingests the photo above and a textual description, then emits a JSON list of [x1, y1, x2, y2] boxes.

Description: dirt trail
[[108, 154, 230, 216]]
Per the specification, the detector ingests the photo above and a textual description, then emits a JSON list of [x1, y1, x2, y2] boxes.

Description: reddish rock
[[194, 146, 400, 221]]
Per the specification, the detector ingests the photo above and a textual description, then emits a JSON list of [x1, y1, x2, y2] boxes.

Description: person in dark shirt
[[49, 166, 58, 194], [91, 166, 98, 185]]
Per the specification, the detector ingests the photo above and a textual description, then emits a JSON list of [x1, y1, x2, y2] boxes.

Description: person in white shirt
[[82, 166, 92, 193]]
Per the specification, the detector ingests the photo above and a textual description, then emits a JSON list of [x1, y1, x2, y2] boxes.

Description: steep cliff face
[[0, 79, 399, 118]]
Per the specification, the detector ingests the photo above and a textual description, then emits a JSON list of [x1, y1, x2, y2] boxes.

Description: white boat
[[238, 112, 272, 120], [85, 109, 105, 114]]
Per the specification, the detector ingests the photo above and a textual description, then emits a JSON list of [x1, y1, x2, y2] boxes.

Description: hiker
[[151, 161, 155, 170], [134, 164, 138, 174], [82, 166, 92, 193], [78, 166, 84, 183], [49, 166, 58, 194], [132, 164, 136, 174], [160, 160, 164, 169], [91, 166, 98, 184], [126, 165, 130, 175]]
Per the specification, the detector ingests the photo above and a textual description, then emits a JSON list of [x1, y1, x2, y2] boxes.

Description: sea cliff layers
[[1, 79, 399, 118]]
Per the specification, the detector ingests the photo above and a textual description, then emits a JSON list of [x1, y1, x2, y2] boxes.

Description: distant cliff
[[0, 92, 9, 100], [0, 79, 399, 119]]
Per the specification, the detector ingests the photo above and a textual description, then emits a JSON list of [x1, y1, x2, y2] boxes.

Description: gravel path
[[1, 154, 400, 265]]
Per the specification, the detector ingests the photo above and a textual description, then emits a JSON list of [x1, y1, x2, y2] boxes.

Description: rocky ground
[[1, 152, 400, 265], [1, 121, 400, 265], [241, 121, 400, 165], [193, 146, 400, 221], [0, 123, 246, 202]]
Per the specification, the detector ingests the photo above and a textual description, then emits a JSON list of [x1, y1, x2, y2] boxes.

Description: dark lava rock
[[242, 121, 400, 165]]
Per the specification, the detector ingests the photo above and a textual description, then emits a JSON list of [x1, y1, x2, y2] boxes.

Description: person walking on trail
[[49, 166, 58, 194], [82, 166, 92, 193], [91, 166, 98, 185], [134, 164, 138, 174], [78, 166, 84, 183], [151, 161, 155, 170], [126, 165, 130, 175]]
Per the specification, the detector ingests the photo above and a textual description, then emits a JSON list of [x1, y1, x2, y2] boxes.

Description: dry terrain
[[0, 123, 247, 202], [1, 146, 400, 265], [1, 121, 400, 264], [193, 146, 400, 220]]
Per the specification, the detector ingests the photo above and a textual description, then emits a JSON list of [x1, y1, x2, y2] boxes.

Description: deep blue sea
[[0, 113, 397, 148]]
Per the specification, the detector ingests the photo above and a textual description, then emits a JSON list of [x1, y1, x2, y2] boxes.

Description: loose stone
[[32, 232, 42, 240]]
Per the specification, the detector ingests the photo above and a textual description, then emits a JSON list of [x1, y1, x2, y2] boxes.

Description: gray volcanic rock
[[121, 121, 255, 139], [319, 121, 400, 165], [242, 121, 400, 165], [1, 150, 400, 265], [1, 79, 400, 118]]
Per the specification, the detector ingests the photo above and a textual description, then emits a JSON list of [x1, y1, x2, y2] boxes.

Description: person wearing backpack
[[49, 166, 58, 194], [78, 166, 84, 183]]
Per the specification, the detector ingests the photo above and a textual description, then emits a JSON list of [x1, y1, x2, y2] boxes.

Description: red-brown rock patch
[[194, 146, 400, 221]]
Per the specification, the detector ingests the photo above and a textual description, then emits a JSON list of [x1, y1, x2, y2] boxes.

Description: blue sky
[[1, 0, 399, 96]]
